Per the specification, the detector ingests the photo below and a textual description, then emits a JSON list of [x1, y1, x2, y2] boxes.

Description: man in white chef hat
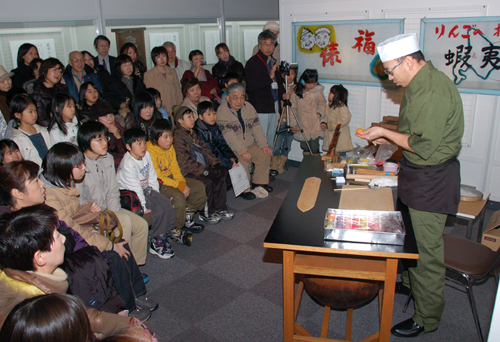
[[357, 33, 464, 337]]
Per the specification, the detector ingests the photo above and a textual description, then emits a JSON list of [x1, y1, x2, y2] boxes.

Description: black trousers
[[188, 167, 228, 216], [103, 241, 146, 311]]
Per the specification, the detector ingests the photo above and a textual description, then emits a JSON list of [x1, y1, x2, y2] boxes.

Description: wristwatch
[[203, 170, 209, 176]]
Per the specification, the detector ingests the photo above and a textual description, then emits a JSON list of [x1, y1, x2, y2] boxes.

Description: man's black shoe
[[395, 281, 412, 296], [269, 174, 275, 182], [252, 184, 273, 193], [270, 169, 279, 177], [240, 191, 256, 200], [391, 318, 436, 337]]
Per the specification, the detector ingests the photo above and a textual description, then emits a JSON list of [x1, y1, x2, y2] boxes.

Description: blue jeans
[[273, 122, 294, 156]]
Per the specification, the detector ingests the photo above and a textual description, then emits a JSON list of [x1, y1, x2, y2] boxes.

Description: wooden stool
[[297, 275, 381, 340]]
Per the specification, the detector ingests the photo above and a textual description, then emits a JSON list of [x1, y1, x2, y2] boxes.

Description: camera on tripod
[[279, 60, 298, 75]]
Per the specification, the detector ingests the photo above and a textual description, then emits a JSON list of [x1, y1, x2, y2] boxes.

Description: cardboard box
[[481, 210, 500, 251]]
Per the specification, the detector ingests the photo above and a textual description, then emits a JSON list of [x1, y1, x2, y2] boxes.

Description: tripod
[[272, 78, 313, 161]]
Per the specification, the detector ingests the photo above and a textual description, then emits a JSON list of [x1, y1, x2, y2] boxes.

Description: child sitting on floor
[[117, 128, 176, 259], [147, 119, 206, 245], [173, 106, 234, 224]]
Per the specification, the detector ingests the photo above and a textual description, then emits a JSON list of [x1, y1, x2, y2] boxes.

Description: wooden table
[[264, 156, 419, 342]]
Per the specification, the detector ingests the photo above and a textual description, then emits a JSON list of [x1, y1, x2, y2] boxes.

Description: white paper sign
[[10, 39, 57, 68], [204, 30, 229, 65], [244, 29, 261, 61], [149, 32, 181, 58], [229, 163, 251, 197]]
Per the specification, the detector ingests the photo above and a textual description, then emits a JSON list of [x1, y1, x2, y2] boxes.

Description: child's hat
[[0, 65, 14, 81], [173, 105, 193, 125], [89, 100, 114, 120], [377, 33, 420, 63]]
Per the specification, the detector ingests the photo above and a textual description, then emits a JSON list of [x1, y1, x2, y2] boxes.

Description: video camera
[[279, 60, 298, 75]]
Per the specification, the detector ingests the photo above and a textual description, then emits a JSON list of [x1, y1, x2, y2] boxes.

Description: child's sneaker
[[135, 295, 159, 312], [170, 229, 193, 246], [128, 306, 151, 322], [199, 213, 222, 225], [182, 220, 205, 233], [149, 236, 175, 259], [216, 210, 234, 220]]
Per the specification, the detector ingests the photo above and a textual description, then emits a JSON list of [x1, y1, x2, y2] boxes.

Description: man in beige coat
[[217, 83, 273, 200]]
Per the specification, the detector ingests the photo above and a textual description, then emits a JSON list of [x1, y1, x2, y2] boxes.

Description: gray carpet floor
[[140, 165, 498, 342]]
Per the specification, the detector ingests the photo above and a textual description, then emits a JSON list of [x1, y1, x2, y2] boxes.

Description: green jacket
[[398, 61, 464, 165]]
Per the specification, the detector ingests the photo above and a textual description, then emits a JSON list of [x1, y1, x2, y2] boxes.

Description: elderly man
[[357, 33, 464, 337], [93, 35, 116, 76], [245, 30, 288, 151], [217, 83, 273, 200], [163, 41, 191, 84], [63, 51, 102, 103], [252, 21, 281, 63]]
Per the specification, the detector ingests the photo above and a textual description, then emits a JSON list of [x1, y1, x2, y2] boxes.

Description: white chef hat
[[377, 33, 420, 62]]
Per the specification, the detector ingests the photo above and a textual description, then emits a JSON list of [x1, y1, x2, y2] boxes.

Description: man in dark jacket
[[245, 30, 288, 148], [93, 35, 116, 76], [63, 51, 102, 103]]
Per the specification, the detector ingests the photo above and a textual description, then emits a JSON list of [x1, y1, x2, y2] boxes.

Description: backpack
[[119, 189, 144, 216]]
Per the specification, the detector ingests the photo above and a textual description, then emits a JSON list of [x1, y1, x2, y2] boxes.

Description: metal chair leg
[[403, 289, 413, 313], [465, 278, 484, 342]]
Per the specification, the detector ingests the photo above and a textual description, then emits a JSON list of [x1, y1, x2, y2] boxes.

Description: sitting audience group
[[0, 24, 283, 340]]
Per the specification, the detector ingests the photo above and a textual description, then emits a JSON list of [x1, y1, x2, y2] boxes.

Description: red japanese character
[[320, 42, 342, 67], [462, 25, 471, 39], [352, 36, 364, 52], [448, 25, 459, 38], [494, 24, 500, 37], [351, 30, 376, 55], [435, 25, 445, 39]]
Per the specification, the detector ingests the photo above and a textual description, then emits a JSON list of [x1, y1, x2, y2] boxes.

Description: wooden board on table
[[339, 185, 394, 211], [297, 177, 321, 212]]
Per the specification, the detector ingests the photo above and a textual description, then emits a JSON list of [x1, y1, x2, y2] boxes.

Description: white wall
[[280, 0, 500, 202]]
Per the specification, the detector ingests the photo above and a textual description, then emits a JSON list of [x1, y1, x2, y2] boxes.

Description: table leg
[[466, 219, 473, 240], [379, 258, 398, 342], [476, 208, 487, 243], [283, 250, 296, 342]]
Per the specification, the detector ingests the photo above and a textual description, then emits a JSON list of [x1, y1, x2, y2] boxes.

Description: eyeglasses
[[384, 57, 405, 76]]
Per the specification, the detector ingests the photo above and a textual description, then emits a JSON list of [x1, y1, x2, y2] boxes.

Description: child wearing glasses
[[321, 85, 353, 155], [289, 69, 326, 155]]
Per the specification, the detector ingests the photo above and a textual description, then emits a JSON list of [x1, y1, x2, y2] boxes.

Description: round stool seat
[[303, 276, 381, 310]]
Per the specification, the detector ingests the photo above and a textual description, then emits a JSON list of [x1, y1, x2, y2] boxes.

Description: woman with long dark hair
[[77, 81, 102, 121], [11, 43, 39, 89], [126, 91, 159, 139], [102, 54, 145, 111]]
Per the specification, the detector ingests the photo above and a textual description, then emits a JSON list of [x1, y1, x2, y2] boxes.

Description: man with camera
[[245, 30, 289, 149]]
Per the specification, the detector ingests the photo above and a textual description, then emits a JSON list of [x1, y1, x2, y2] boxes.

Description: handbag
[[71, 203, 123, 244], [119, 189, 144, 216]]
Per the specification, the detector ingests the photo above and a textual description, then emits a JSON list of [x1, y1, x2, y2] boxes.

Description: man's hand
[[241, 152, 252, 163], [183, 186, 191, 198], [144, 209, 152, 214], [262, 146, 272, 156], [270, 64, 278, 79], [282, 92, 290, 100], [231, 158, 238, 169], [113, 241, 131, 260]]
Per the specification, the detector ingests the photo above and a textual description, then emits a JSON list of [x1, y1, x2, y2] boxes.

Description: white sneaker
[[251, 187, 268, 198]]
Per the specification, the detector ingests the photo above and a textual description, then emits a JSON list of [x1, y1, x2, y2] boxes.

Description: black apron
[[398, 156, 461, 215]]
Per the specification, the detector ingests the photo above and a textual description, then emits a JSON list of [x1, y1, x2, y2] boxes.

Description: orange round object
[[356, 128, 364, 134]]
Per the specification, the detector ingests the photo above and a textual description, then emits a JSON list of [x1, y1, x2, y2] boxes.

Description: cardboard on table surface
[[297, 177, 321, 212], [457, 198, 488, 217], [339, 185, 394, 211]]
